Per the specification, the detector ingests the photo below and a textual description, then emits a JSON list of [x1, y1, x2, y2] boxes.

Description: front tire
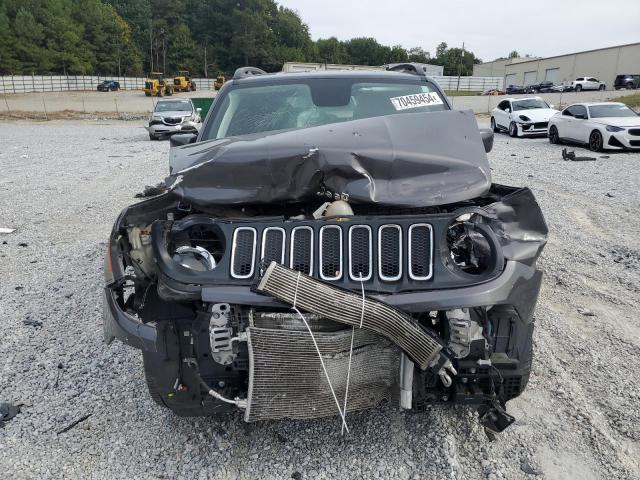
[[589, 130, 603, 152], [509, 122, 518, 138], [599, 84, 606, 91], [491, 117, 499, 133], [191, 82, 197, 91], [149, 133, 158, 141], [549, 125, 560, 144], [575, 84, 582, 92]]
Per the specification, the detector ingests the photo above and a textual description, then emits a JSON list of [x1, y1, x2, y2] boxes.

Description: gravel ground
[[0, 120, 639, 480]]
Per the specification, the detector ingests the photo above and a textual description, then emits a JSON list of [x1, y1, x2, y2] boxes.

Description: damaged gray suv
[[103, 65, 547, 435]]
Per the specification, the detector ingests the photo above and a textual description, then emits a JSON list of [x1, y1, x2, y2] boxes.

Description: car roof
[[573, 102, 625, 107], [503, 96, 544, 102], [157, 98, 193, 103], [233, 69, 435, 84]]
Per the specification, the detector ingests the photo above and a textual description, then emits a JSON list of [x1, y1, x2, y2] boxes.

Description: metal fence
[[0, 75, 218, 94], [431, 76, 503, 92], [1, 74, 503, 94]]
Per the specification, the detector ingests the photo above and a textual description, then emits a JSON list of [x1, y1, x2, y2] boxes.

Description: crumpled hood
[[167, 110, 491, 208]]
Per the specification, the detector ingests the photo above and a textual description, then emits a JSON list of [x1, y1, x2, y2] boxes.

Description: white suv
[[571, 77, 606, 92]]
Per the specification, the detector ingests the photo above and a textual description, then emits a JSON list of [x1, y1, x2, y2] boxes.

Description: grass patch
[[445, 90, 481, 97], [614, 93, 640, 109]]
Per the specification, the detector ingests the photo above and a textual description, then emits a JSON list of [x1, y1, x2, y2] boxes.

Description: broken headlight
[[446, 218, 493, 275]]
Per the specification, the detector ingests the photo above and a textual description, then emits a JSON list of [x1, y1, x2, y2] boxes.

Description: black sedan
[[525, 81, 555, 93], [97, 80, 120, 92], [505, 84, 526, 94]]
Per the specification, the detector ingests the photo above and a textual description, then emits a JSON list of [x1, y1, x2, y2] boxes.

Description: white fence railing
[[1, 74, 503, 94], [0, 75, 218, 94], [431, 76, 503, 92]]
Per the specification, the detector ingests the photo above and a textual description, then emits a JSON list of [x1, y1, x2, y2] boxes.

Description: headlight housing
[[446, 217, 494, 275], [151, 115, 163, 121], [605, 125, 625, 132], [518, 115, 531, 122]]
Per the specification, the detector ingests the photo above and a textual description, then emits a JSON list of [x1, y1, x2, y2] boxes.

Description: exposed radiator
[[256, 262, 444, 370], [245, 326, 399, 422]]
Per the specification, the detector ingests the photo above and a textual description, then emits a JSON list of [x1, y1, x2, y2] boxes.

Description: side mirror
[[575, 114, 586, 120], [549, 104, 554, 109], [196, 108, 202, 114], [170, 133, 197, 147], [479, 128, 494, 153]]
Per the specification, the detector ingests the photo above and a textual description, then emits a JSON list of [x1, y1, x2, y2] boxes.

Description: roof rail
[[385, 63, 426, 76], [233, 66, 267, 80]]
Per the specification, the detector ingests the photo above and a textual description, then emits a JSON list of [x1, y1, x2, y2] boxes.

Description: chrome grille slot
[[378, 225, 402, 281], [290, 226, 313, 275], [349, 225, 372, 281], [231, 227, 257, 279], [319, 225, 342, 280], [408, 223, 433, 280], [260, 227, 285, 270]]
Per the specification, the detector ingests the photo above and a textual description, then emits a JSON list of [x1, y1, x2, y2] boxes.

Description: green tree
[[389, 45, 408, 63], [345, 37, 389, 65], [314, 37, 348, 64], [407, 47, 430, 63], [508, 50, 519, 58], [0, 3, 18, 74]]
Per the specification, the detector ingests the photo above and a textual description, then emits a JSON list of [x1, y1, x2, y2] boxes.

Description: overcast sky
[[277, 0, 640, 62]]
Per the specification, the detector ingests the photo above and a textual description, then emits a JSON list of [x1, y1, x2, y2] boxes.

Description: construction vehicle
[[144, 72, 174, 97], [173, 70, 197, 93], [213, 75, 225, 90]]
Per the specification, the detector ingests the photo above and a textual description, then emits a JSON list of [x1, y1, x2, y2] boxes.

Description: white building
[[473, 43, 640, 88]]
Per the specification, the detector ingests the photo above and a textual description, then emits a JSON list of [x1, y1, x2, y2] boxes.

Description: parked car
[[548, 102, 640, 151], [505, 84, 526, 95], [480, 88, 505, 96], [550, 84, 574, 93], [614, 74, 640, 90], [524, 81, 554, 94], [571, 77, 606, 92], [104, 66, 547, 434], [97, 80, 120, 92], [146, 98, 202, 140], [491, 97, 559, 137]]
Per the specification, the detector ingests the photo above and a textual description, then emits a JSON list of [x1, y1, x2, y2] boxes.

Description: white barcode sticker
[[390, 92, 443, 111]]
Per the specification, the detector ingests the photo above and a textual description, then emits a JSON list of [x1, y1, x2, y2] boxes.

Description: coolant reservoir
[[128, 226, 155, 277], [324, 200, 353, 217]]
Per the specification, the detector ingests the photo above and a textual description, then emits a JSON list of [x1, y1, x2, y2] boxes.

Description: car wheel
[[509, 122, 518, 138], [627, 83, 634, 90], [575, 85, 582, 92], [599, 85, 605, 91], [491, 117, 499, 133], [589, 130, 603, 152], [549, 125, 560, 144], [149, 133, 158, 141]]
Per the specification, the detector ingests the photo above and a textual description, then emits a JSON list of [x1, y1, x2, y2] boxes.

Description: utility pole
[[161, 28, 166, 75], [204, 46, 207, 78], [149, 22, 153, 73], [456, 41, 465, 92]]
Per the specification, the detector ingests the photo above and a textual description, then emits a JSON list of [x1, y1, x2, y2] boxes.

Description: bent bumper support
[[103, 288, 159, 352], [256, 262, 448, 371]]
